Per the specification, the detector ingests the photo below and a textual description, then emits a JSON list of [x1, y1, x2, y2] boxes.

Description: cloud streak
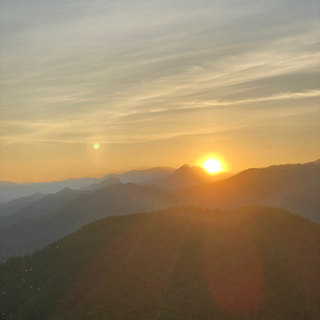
[[0, 0, 319, 180], [1, 89, 318, 145]]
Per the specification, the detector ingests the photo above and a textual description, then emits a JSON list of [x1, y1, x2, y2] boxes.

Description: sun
[[203, 159, 223, 174]]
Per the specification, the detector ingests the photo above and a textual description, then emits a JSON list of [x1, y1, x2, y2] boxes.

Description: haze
[[0, 0, 319, 182]]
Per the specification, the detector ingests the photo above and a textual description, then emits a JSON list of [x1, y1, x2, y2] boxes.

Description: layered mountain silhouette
[[0, 167, 176, 203], [0, 192, 45, 217], [80, 177, 123, 191], [0, 181, 38, 203], [0, 164, 224, 219], [1, 206, 319, 320], [23, 177, 102, 195], [0, 188, 82, 229], [0, 160, 319, 263], [182, 160, 320, 222], [149, 164, 232, 189], [0, 183, 183, 262], [116, 166, 175, 184]]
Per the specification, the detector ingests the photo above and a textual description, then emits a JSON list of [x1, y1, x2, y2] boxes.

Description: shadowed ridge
[[80, 176, 122, 191], [161, 164, 230, 189], [182, 161, 320, 222], [311, 159, 320, 166], [0, 192, 45, 217], [55, 187, 78, 195], [118, 166, 176, 184], [0, 187, 82, 229], [0, 181, 38, 203], [0, 183, 184, 262]]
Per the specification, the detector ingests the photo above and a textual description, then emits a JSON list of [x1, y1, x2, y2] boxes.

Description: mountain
[[117, 166, 175, 184], [0, 193, 45, 217], [1, 206, 319, 320], [80, 176, 122, 191], [23, 177, 104, 194], [181, 161, 320, 222], [81, 166, 222, 191], [24, 167, 175, 194], [0, 188, 82, 229], [168, 164, 212, 188], [1, 160, 319, 262], [0, 183, 183, 262], [0, 167, 175, 203], [160, 164, 232, 189], [0, 181, 38, 203]]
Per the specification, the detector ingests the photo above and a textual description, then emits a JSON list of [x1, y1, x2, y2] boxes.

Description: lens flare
[[93, 143, 100, 150]]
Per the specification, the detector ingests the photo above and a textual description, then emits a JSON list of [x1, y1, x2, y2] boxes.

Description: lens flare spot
[[93, 143, 100, 150]]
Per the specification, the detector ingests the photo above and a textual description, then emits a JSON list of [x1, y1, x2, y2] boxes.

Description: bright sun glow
[[93, 143, 100, 150], [203, 159, 223, 174]]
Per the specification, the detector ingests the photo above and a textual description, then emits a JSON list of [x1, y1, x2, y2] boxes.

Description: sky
[[0, 0, 319, 182]]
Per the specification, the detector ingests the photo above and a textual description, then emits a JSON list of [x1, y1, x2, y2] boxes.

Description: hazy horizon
[[1, 158, 319, 184], [1, 0, 319, 182]]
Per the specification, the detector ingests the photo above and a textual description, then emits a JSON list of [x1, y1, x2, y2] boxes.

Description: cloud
[[0, 0, 319, 148]]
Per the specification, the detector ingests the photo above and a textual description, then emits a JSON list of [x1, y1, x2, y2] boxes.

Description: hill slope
[[0, 188, 83, 229], [156, 164, 232, 189], [0, 167, 175, 203], [1, 160, 319, 262], [0, 183, 183, 262], [0, 193, 45, 217], [0, 182, 38, 204], [0, 206, 319, 320], [182, 161, 320, 222]]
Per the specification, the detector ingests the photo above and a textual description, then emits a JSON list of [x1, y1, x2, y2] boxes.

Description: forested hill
[[1, 206, 319, 320]]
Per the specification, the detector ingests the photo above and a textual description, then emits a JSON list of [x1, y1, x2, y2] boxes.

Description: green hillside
[[1, 206, 319, 320]]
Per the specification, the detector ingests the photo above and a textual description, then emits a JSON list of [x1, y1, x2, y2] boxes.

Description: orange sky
[[0, 0, 319, 182]]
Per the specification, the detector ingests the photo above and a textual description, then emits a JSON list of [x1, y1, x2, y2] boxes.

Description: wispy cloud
[[0, 0, 319, 179]]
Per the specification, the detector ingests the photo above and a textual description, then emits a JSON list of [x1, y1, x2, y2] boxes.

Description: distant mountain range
[[0, 181, 39, 204], [0, 192, 45, 217], [1, 206, 319, 320], [0, 165, 232, 204], [0, 167, 176, 203], [0, 164, 229, 209], [0, 183, 184, 262], [0, 160, 319, 263], [0, 188, 82, 228]]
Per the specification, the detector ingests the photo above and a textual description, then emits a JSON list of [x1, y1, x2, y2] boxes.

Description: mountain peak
[[166, 164, 209, 188], [99, 176, 122, 186], [314, 159, 320, 166], [57, 187, 76, 194]]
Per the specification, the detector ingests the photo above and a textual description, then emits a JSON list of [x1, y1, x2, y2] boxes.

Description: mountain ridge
[[1, 205, 319, 320], [181, 160, 320, 222], [1, 159, 318, 203], [0, 159, 318, 262]]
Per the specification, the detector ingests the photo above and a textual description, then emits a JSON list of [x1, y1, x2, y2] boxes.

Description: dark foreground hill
[[1, 206, 319, 320]]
